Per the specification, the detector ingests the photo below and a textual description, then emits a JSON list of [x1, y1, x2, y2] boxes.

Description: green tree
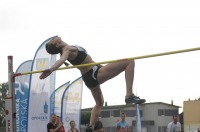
[[81, 111, 91, 125], [0, 82, 8, 127]]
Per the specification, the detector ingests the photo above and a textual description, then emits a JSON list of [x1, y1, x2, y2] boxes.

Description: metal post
[[136, 104, 142, 132], [5, 56, 16, 132]]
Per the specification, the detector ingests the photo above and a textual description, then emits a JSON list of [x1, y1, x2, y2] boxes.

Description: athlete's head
[[46, 36, 62, 54], [45, 36, 69, 66]]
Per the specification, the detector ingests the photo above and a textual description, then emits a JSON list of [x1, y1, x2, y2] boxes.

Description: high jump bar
[[15, 47, 200, 76]]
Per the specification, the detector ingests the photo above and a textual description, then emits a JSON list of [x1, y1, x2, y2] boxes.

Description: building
[[81, 102, 180, 132], [183, 99, 200, 132]]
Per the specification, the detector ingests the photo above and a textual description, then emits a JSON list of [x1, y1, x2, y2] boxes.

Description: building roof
[[82, 102, 181, 111]]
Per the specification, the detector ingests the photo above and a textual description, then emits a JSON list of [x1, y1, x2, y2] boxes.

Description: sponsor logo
[[30, 101, 48, 121], [44, 101, 48, 114], [64, 92, 81, 102], [36, 58, 49, 70]]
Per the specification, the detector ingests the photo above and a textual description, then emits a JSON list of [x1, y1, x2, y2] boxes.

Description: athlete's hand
[[39, 69, 52, 79]]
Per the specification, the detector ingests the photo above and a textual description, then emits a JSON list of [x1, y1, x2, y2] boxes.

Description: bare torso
[[66, 44, 95, 75]]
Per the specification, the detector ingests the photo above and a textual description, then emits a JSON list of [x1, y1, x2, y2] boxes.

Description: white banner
[[61, 77, 83, 131], [27, 36, 57, 132], [50, 81, 70, 116]]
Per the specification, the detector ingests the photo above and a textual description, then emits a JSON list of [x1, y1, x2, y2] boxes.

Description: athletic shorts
[[82, 65, 101, 88]]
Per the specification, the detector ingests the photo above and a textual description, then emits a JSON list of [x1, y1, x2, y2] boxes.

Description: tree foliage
[[81, 111, 91, 125], [0, 82, 8, 127]]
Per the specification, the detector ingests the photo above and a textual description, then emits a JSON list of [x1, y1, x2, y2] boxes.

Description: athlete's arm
[[49, 47, 70, 72]]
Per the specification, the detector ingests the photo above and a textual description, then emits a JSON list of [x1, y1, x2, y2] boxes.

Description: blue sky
[[1, 0, 200, 112]]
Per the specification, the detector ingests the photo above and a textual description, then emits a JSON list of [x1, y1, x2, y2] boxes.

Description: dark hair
[[173, 115, 179, 118], [45, 43, 69, 66], [70, 120, 75, 125], [45, 43, 61, 54], [121, 112, 126, 115], [94, 121, 103, 130]]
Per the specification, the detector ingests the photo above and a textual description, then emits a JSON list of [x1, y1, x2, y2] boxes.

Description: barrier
[[15, 47, 200, 76]]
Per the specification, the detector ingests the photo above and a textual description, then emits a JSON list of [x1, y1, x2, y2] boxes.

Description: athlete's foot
[[125, 94, 146, 104]]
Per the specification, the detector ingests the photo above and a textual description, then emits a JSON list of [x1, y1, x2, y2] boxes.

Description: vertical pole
[[136, 104, 142, 132], [5, 56, 16, 132]]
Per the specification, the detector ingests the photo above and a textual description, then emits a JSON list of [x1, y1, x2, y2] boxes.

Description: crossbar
[[15, 47, 200, 76]]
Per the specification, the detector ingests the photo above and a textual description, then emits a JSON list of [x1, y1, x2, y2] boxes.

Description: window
[[124, 110, 135, 117], [100, 110, 143, 118], [165, 109, 178, 116], [158, 109, 178, 116], [100, 111, 110, 118], [158, 109, 164, 116], [122, 110, 143, 117], [113, 110, 120, 117]]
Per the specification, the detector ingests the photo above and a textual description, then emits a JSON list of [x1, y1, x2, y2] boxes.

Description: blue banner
[[15, 60, 32, 132]]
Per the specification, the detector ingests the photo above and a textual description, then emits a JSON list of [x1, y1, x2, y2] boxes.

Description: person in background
[[47, 114, 63, 132], [116, 112, 129, 132], [68, 120, 80, 132], [56, 116, 65, 132], [93, 120, 104, 132], [166, 115, 181, 132]]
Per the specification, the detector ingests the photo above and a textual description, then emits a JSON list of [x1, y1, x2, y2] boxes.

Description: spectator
[[56, 116, 65, 132], [116, 112, 129, 132], [167, 115, 181, 132], [47, 114, 63, 132], [68, 120, 80, 132], [94, 120, 104, 132]]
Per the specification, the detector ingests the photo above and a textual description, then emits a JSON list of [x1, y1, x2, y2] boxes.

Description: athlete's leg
[[89, 86, 104, 129], [97, 60, 145, 104], [97, 59, 135, 97]]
